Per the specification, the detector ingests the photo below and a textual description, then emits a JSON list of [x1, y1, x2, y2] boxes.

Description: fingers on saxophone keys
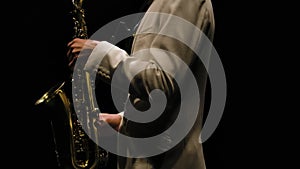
[[68, 55, 78, 67], [94, 119, 105, 126], [67, 39, 76, 47]]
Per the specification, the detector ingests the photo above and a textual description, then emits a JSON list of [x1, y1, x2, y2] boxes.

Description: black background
[[6, 0, 237, 168]]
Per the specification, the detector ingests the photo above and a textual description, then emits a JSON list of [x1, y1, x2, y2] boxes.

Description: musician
[[67, 0, 215, 168], [27, 0, 152, 168]]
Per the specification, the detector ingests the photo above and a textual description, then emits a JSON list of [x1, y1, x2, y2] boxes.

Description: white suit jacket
[[85, 0, 215, 168]]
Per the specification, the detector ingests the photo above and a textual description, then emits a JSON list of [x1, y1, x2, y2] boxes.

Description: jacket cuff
[[84, 41, 117, 73]]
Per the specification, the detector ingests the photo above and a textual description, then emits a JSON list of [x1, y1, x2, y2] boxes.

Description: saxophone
[[34, 0, 109, 168]]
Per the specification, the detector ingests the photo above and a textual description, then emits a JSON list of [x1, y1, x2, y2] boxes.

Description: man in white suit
[[67, 0, 215, 168]]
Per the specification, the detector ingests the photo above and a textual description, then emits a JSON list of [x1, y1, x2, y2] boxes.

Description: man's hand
[[97, 113, 123, 131], [67, 38, 100, 69]]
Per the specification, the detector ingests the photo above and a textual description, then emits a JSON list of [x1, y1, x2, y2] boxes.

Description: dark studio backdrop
[[11, 0, 230, 168]]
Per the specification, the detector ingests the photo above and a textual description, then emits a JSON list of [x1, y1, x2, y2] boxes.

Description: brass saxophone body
[[35, 0, 108, 168]]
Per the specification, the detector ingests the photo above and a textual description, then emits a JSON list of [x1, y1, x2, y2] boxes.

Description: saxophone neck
[[72, 0, 84, 8], [72, 0, 88, 39]]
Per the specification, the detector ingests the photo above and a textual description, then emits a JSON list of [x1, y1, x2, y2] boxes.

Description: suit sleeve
[[84, 0, 214, 110], [82, 1, 216, 166]]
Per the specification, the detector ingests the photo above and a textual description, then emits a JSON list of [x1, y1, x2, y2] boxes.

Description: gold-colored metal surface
[[34, 0, 109, 168]]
